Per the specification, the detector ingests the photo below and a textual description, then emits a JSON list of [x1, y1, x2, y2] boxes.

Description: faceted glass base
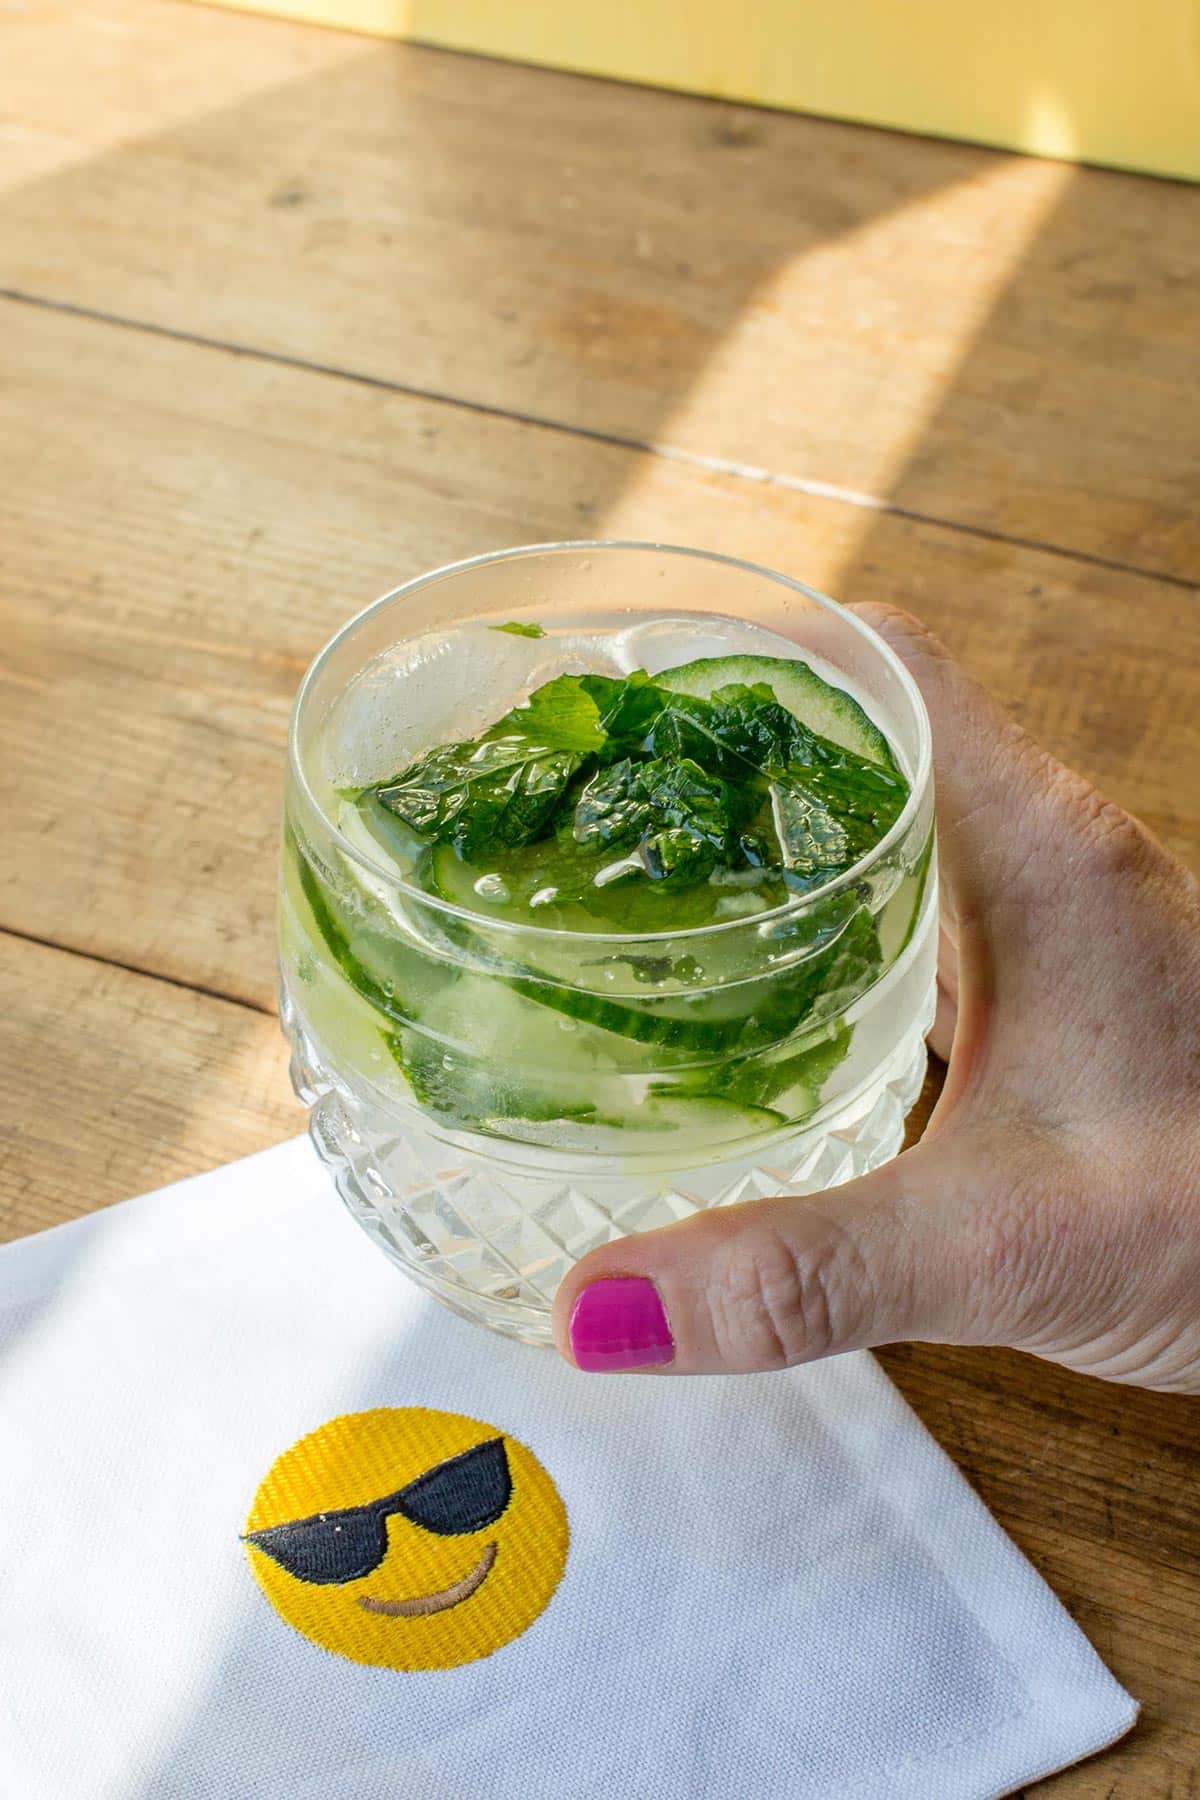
[[283, 980, 935, 1345]]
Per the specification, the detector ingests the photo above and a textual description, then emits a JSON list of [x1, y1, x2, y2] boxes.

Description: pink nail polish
[[569, 1277, 674, 1372]]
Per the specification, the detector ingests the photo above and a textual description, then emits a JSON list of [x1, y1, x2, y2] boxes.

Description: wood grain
[[2, 0, 1199, 582], [2, 4, 1199, 1791], [0, 931, 298, 1242], [2, 298, 1196, 1018]]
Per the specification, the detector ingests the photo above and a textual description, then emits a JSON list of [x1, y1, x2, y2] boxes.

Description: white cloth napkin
[[0, 1137, 1134, 1800]]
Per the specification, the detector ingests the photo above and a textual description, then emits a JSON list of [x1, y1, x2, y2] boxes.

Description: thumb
[[850, 603, 1048, 1110], [552, 1137, 994, 1374], [850, 603, 1063, 933]]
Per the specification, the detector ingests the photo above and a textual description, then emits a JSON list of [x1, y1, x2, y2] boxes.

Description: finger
[[847, 604, 1052, 1104], [848, 603, 1049, 924], [553, 1138, 991, 1375]]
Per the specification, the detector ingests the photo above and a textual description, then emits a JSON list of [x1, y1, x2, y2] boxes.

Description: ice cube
[[324, 624, 557, 787], [321, 609, 809, 793], [614, 613, 808, 675], [521, 627, 632, 683]]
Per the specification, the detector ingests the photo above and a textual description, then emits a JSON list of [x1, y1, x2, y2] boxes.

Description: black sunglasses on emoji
[[243, 1437, 512, 1585]]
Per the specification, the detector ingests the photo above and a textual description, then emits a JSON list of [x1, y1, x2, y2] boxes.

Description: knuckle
[[1064, 779, 1148, 870], [850, 602, 944, 666], [997, 757, 1153, 909], [707, 1216, 857, 1371]]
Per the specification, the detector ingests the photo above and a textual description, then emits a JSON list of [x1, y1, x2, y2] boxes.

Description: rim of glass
[[288, 540, 932, 945]]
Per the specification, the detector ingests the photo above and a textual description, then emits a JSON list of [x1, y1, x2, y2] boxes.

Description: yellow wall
[[197, 0, 1200, 182]]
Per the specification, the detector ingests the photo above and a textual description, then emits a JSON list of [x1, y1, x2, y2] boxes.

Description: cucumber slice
[[719, 1021, 852, 1122], [284, 825, 455, 1030], [422, 828, 882, 1054], [486, 1095, 784, 1155], [426, 837, 876, 1053], [500, 898, 880, 1052], [313, 816, 882, 1061], [655, 654, 898, 771], [876, 830, 935, 962], [338, 793, 425, 894], [393, 1026, 600, 1128], [388, 971, 666, 1130], [280, 837, 398, 1078], [326, 814, 787, 1057]]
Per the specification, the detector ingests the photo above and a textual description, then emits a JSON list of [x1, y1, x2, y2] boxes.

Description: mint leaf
[[752, 903, 883, 1039], [578, 672, 665, 755], [573, 756, 746, 888], [373, 737, 588, 860], [768, 779, 852, 887], [642, 826, 719, 887], [486, 673, 608, 753], [488, 621, 545, 638], [644, 682, 805, 779], [368, 662, 907, 885], [372, 674, 614, 857], [723, 1021, 852, 1111], [639, 677, 908, 886], [770, 756, 908, 888]]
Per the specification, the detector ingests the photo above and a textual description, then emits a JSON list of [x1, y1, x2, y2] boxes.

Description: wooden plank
[[0, 931, 298, 1241], [2, 298, 1196, 1015], [2, 0, 1199, 581], [0, 0, 355, 187]]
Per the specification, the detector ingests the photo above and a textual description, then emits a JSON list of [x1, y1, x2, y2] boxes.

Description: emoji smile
[[356, 1541, 498, 1617]]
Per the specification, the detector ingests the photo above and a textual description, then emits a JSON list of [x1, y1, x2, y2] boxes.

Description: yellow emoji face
[[243, 1408, 568, 1671]]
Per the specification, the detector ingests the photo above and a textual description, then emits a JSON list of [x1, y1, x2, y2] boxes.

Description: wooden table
[[2, 2, 1198, 1789]]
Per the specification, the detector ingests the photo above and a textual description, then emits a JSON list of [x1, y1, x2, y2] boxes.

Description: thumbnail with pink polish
[[569, 1277, 674, 1372]]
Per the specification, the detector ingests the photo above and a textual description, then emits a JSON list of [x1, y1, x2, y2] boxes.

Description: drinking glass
[[279, 542, 936, 1343]]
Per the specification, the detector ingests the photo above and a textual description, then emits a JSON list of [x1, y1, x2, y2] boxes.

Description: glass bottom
[[283, 981, 936, 1345]]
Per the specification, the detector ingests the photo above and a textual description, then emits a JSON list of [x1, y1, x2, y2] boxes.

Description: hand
[[553, 607, 1200, 1393]]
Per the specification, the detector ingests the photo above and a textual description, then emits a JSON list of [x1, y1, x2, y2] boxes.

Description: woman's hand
[[552, 607, 1200, 1393]]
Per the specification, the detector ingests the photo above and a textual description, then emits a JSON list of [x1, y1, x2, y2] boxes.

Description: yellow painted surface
[[195, 0, 1200, 180]]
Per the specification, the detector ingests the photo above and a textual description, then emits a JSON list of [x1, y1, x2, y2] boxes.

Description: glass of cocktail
[[280, 543, 935, 1343]]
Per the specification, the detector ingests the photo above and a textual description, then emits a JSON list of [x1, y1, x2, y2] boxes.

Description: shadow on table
[[7, 29, 1198, 583], [0, 30, 971, 543]]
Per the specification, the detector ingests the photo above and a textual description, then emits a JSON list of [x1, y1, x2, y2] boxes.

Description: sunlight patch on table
[[598, 155, 1073, 589]]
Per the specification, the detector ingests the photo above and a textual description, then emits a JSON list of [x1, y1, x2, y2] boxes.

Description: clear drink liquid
[[281, 587, 936, 1342]]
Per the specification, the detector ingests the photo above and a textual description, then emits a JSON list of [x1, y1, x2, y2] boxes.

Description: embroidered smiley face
[[242, 1408, 568, 1670]]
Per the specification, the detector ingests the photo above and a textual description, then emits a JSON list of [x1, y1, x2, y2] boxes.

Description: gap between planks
[[4, 286, 1196, 599], [0, 923, 273, 1019]]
